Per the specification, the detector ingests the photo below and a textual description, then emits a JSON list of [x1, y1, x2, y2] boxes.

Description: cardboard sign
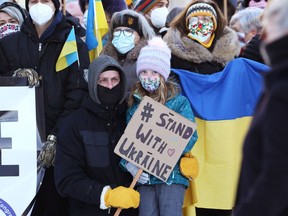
[[114, 96, 197, 182]]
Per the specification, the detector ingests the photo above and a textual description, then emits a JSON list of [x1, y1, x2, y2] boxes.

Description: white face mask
[[150, 7, 169, 28], [29, 3, 54, 26], [83, 9, 88, 28]]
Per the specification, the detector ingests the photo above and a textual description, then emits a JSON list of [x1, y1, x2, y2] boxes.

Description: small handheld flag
[[56, 26, 79, 72], [85, 0, 108, 62]]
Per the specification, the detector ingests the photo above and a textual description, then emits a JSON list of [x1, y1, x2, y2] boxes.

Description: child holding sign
[[120, 37, 198, 216]]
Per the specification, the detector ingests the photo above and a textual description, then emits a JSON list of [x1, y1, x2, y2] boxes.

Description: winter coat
[[163, 26, 240, 74], [0, 12, 90, 136], [120, 93, 198, 188], [240, 34, 265, 64], [102, 37, 148, 96], [234, 35, 288, 216], [55, 55, 138, 216], [55, 97, 138, 216]]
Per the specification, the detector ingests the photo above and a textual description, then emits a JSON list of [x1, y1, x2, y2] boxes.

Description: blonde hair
[[128, 76, 180, 107]]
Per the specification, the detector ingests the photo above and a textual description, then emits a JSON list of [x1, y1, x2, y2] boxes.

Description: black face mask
[[97, 83, 122, 105]]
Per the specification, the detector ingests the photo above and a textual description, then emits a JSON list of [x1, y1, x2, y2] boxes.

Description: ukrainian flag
[[85, 0, 108, 62], [173, 58, 270, 215], [56, 27, 78, 72]]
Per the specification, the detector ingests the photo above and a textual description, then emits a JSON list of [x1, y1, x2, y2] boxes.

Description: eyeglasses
[[113, 28, 134, 37]]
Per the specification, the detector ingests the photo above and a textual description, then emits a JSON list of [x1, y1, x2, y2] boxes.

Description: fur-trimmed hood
[[102, 37, 148, 62], [163, 26, 240, 66]]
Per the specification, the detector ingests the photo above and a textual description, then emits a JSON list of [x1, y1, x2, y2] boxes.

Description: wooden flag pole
[[224, 0, 228, 22], [62, 0, 66, 16], [114, 169, 143, 216]]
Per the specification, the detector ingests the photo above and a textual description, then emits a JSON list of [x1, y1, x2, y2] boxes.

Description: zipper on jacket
[[38, 43, 42, 52]]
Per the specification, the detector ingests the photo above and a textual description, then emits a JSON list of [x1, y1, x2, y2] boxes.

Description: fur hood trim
[[163, 26, 240, 66]]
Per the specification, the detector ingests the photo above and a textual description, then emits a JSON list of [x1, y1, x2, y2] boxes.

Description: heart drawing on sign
[[167, 148, 175, 157]]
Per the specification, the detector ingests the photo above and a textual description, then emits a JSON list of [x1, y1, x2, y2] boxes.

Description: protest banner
[[0, 86, 37, 216], [114, 96, 197, 182]]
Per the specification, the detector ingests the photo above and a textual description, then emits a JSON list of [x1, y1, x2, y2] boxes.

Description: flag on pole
[[85, 0, 109, 62], [56, 27, 78, 72]]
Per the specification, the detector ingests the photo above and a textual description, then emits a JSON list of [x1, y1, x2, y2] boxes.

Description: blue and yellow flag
[[56, 27, 78, 72], [85, 0, 108, 62], [173, 58, 270, 215]]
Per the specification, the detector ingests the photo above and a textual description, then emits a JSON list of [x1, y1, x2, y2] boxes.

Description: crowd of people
[[1, 0, 288, 216]]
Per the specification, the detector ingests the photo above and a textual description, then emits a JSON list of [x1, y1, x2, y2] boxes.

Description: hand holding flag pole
[[114, 169, 143, 216]]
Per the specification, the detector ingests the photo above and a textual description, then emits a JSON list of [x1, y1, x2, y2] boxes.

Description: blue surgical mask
[[112, 33, 135, 54]]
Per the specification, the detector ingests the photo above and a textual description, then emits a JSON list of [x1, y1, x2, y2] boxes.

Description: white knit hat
[[136, 37, 171, 81]]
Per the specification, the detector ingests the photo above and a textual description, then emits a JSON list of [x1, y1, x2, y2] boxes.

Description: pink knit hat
[[136, 37, 171, 81]]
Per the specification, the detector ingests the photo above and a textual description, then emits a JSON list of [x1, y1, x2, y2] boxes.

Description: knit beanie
[[102, 0, 127, 16], [25, 0, 60, 11], [186, 3, 218, 30], [134, 0, 160, 14], [137, 37, 171, 81], [0, 3, 25, 25]]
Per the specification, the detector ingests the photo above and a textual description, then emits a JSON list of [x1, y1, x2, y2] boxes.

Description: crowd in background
[[1, 0, 288, 216]]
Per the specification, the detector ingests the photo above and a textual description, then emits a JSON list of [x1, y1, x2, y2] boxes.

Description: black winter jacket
[[234, 35, 288, 216], [55, 96, 137, 215], [0, 12, 89, 136]]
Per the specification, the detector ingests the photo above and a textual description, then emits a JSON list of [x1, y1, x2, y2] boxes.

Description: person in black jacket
[[0, 0, 89, 215], [234, 0, 288, 215], [54, 55, 140, 216]]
